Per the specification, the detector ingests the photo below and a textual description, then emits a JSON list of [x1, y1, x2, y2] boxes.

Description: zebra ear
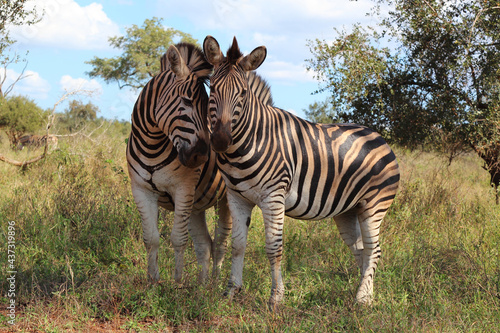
[[239, 46, 267, 72], [167, 45, 190, 79], [204, 35, 223, 66]]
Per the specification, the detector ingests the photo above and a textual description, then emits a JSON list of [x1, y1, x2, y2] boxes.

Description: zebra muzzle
[[178, 138, 209, 168], [211, 121, 232, 153]]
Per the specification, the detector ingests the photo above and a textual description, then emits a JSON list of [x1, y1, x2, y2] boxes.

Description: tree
[[306, 0, 500, 202], [304, 99, 337, 124], [57, 100, 99, 133], [0, 0, 42, 98], [0, 95, 49, 145], [86, 17, 197, 90]]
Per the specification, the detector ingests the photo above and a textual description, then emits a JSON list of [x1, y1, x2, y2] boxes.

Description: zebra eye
[[240, 88, 247, 98], [182, 97, 193, 107]]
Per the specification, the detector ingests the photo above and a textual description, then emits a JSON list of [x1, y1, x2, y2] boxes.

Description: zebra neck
[[130, 113, 175, 166], [226, 93, 270, 156]]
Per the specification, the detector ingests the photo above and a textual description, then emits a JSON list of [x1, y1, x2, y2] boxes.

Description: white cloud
[[259, 60, 315, 84], [156, 0, 375, 85], [252, 33, 287, 46], [158, 0, 373, 33], [2, 68, 51, 100], [59, 75, 103, 95], [10, 0, 120, 50]]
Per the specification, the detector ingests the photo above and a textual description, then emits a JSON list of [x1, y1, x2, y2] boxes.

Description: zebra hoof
[[355, 294, 373, 306], [267, 296, 283, 312], [267, 289, 284, 312], [223, 285, 241, 299], [147, 271, 160, 283]]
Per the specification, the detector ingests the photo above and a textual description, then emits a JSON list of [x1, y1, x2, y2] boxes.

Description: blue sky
[[4, 0, 379, 122]]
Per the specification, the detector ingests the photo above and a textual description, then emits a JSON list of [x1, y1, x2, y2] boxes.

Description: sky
[[4, 0, 380, 122]]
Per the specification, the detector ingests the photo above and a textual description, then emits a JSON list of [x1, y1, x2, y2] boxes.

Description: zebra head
[[203, 36, 267, 153], [156, 43, 213, 168]]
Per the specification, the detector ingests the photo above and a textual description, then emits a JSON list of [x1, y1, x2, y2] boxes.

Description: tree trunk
[[472, 143, 500, 205]]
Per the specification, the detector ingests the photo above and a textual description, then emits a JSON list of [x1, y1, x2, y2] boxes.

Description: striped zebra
[[126, 42, 231, 284], [16, 134, 58, 151], [203, 36, 400, 308]]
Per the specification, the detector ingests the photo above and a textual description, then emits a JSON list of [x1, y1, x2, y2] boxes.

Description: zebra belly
[[283, 182, 359, 221]]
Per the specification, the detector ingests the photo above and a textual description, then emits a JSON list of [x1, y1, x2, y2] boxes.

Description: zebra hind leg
[[212, 195, 232, 278], [333, 211, 364, 272], [188, 211, 213, 283], [224, 193, 254, 300], [355, 202, 389, 305]]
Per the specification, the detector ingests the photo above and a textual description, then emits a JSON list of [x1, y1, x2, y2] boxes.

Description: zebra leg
[[224, 192, 254, 299], [188, 211, 213, 283], [212, 194, 232, 278], [355, 206, 386, 305], [171, 198, 195, 284], [131, 185, 160, 282], [261, 201, 286, 311], [334, 211, 364, 271]]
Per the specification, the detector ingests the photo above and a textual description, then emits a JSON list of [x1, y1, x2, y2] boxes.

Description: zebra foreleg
[[212, 195, 232, 278], [131, 186, 161, 282], [261, 202, 286, 311], [224, 193, 254, 299], [171, 201, 194, 284], [334, 211, 364, 272], [188, 211, 212, 283]]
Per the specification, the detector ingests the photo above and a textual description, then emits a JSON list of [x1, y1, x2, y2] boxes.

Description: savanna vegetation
[[0, 125, 499, 332], [306, 0, 500, 202], [1, 0, 499, 331]]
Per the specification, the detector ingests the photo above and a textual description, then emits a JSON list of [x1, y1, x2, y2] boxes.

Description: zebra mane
[[227, 37, 243, 65], [160, 42, 213, 82], [246, 71, 274, 106]]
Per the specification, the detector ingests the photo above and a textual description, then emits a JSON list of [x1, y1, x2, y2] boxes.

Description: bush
[[0, 95, 50, 145]]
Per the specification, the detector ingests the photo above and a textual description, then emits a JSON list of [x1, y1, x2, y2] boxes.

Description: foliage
[[86, 17, 197, 90], [0, 0, 41, 52], [304, 99, 337, 124], [306, 25, 390, 120], [0, 0, 42, 97], [56, 100, 99, 133], [0, 138, 499, 331], [0, 95, 49, 144], [306, 0, 500, 200]]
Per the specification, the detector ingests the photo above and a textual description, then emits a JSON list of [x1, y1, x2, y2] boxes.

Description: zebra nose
[[211, 120, 232, 153], [179, 138, 209, 168]]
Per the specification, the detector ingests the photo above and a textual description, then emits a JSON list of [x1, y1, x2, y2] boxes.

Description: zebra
[[16, 134, 58, 151], [203, 36, 400, 309], [126, 42, 232, 284]]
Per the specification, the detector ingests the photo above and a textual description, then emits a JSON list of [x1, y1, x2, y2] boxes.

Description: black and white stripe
[[126, 42, 231, 283], [204, 36, 400, 308]]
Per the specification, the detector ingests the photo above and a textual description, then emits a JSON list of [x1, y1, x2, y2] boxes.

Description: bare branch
[[0, 150, 46, 168], [53, 121, 106, 144], [2, 58, 30, 98]]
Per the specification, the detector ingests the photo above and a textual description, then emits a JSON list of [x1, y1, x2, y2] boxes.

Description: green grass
[[1, 131, 499, 332]]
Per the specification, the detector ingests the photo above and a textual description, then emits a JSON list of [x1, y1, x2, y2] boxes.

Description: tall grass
[[1, 130, 499, 332]]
